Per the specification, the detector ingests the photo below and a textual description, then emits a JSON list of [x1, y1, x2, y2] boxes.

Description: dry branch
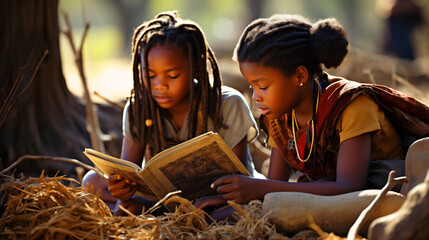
[[347, 171, 408, 240], [93, 91, 125, 109], [0, 50, 48, 128], [60, 11, 105, 153], [0, 155, 105, 180], [392, 72, 429, 103]]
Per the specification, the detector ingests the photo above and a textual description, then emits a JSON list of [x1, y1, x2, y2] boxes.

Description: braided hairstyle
[[129, 11, 223, 155], [233, 14, 349, 80]]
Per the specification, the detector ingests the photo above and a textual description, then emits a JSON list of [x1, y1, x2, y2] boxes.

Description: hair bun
[[309, 18, 348, 69]]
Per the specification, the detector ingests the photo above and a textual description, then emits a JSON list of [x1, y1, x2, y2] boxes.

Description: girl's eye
[[259, 86, 268, 90], [169, 74, 179, 79]]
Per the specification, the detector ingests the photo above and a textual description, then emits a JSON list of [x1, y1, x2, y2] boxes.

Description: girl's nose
[[252, 90, 261, 102], [153, 77, 167, 90]]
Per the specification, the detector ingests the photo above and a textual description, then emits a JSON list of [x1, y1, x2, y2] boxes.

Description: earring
[[299, 82, 303, 86]]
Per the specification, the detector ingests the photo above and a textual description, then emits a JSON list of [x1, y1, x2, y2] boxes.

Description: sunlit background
[[58, 0, 429, 104]]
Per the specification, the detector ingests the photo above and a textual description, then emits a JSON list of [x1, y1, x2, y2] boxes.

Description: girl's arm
[[231, 136, 249, 170], [268, 147, 291, 181], [264, 132, 371, 195], [212, 133, 372, 203], [121, 136, 145, 164]]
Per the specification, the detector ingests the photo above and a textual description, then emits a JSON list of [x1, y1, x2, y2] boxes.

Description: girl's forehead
[[142, 43, 186, 58], [141, 43, 190, 71]]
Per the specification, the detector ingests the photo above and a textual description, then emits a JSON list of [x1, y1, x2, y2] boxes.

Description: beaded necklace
[[291, 82, 320, 162]]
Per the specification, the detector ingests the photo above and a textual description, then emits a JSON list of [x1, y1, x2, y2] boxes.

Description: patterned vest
[[260, 76, 429, 181]]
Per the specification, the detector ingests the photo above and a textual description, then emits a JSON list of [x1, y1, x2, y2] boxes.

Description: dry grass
[[0, 173, 362, 240]]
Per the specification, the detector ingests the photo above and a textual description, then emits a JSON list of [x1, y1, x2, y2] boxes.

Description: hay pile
[[0, 173, 356, 239]]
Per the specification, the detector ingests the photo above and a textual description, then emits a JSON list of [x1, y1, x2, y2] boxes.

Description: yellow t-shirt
[[335, 95, 404, 160], [268, 95, 404, 160]]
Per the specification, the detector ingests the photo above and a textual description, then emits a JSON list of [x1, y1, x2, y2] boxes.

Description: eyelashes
[[148, 74, 180, 79], [249, 85, 268, 90]]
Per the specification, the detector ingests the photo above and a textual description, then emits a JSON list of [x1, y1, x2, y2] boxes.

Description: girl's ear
[[295, 66, 309, 87]]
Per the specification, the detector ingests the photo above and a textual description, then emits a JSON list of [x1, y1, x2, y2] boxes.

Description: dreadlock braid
[[233, 14, 348, 80], [129, 11, 223, 156]]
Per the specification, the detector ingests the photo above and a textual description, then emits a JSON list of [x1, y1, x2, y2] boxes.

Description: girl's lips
[[258, 107, 270, 115], [153, 96, 171, 104]]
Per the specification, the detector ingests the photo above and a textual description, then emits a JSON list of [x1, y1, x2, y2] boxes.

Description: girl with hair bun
[[195, 14, 429, 215]]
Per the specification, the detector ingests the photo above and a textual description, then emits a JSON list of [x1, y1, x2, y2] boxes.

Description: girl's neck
[[166, 102, 190, 129], [170, 110, 187, 129], [293, 81, 319, 128]]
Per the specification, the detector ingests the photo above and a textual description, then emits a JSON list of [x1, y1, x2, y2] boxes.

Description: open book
[[83, 131, 250, 202]]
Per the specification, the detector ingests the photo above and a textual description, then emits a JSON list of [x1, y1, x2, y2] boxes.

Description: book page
[[140, 132, 250, 201], [144, 131, 214, 169], [83, 149, 157, 200], [84, 148, 141, 171]]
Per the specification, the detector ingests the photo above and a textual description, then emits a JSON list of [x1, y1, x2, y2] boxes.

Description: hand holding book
[[107, 174, 138, 201], [83, 131, 250, 203]]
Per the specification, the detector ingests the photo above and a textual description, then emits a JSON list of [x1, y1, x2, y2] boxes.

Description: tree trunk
[[0, 0, 123, 179]]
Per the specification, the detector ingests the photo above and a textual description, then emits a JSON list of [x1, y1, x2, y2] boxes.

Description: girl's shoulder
[[217, 86, 258, 148], [220, 85, 248, 105]]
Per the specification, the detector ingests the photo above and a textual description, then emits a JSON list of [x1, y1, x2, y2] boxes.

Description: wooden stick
[[347, 170, 408, 240], [307, 212, 328, 239], [0, 155, 106, 180], [93, 91, 125, 109], [0, 50, 49, 128], [392, 73, 429, 103], [60, 11, 105, 153], [363, 69, 377, 84], [147, 190, 182, 213]]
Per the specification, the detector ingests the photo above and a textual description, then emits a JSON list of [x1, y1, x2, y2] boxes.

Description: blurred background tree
[[0, 0, 123, 179], [58, 0, 428, 57], [59, 0, 429, 100]]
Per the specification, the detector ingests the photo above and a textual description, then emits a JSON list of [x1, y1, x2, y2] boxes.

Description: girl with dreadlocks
[[83, 11, 259, 215], [194, 14, 429, 215]]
